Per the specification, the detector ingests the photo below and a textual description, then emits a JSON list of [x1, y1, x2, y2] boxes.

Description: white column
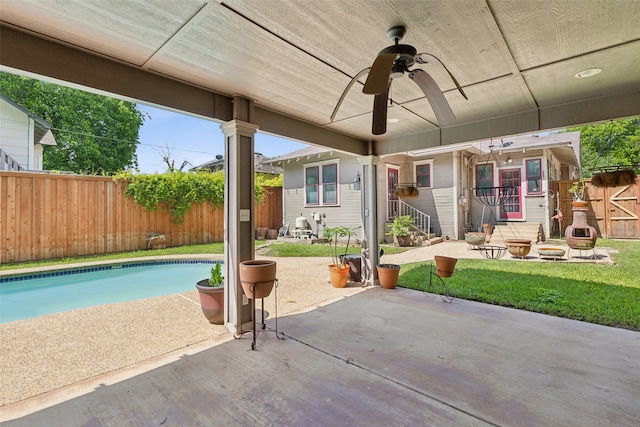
[[358, 155, 380, 286], [220, 120, 258, 333]]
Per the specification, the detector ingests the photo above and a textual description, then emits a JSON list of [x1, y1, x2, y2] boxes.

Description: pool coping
[[0, 257, 223, 283], [0, 254, 224, 280]]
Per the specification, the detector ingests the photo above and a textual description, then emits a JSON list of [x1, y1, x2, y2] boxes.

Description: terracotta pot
[[328, 264, 349, 288], [239, 260, 276, 299], [434, 256, 457, 278], [505, 240, 532, 258], [196, 280, 225, 324], [377, 264, 400, 289], [572, 200, 589, 210], [267, 229, 278, 239], [396, 235, 412, 247], [255, 227, 268, 240]]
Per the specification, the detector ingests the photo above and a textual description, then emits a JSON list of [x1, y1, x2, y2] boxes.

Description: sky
[[135, 104, 308, 173]]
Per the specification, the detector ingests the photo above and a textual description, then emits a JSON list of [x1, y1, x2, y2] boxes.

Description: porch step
[[491, 222, 544, 243]]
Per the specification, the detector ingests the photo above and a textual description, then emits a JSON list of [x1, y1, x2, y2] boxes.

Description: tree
[[568, 118, 640, 177], [0, 72, 146, 174]]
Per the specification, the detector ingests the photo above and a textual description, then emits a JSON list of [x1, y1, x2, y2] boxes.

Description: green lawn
[[2, 239, 638, 330], [399, 239, 640, 331]]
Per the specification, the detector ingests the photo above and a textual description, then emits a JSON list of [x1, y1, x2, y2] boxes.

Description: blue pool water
[[0, 261, 221, 324]]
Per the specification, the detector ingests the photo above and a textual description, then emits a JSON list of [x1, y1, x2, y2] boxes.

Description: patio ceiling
[[1, 0, 639, 156]]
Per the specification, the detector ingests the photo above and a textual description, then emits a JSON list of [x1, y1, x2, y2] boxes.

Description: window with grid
[[304, 162, 339, 206]]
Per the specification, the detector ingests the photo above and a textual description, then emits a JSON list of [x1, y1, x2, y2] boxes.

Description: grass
[[2, 238, 638, 331], [399, 239, 640, 331]]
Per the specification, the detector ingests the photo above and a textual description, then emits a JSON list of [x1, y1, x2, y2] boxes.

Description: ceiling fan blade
[[416, 52, 468, 100], [362, 53, 396, 95], [372, 83, 390, 135], [409, 69, 456, 126], [330, 67, 371, 122]]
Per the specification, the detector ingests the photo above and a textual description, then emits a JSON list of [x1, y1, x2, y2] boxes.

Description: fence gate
[[604, 180, 639, 238]]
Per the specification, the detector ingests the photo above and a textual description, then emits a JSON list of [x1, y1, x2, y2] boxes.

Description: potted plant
[[196, 262, 225, 324], [197, 262, 253, 324], [323, 226, 360, 288], [568, 178, 588, 209], [389, 215, 414, 247]]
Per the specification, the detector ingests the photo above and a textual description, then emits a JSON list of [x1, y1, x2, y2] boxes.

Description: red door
[[387, 168, 399, 220], [500, 169, 522, 220]]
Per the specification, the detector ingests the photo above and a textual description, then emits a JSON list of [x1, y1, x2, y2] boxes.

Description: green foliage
[[399, 239, 640, 330], [0, 72, 146, 174], [259, 243, 405, 257], [115, 170, 264, 224], [208, 262, 223, 287], [389, 215, 414, 237], [255, 174, 283, 187], [322, 226, 360, 266], [567, 118, 640, 177]]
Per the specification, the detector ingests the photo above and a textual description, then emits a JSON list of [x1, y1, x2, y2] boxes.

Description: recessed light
[[574, 68, 602, 79], [387, 118, 399, 123]]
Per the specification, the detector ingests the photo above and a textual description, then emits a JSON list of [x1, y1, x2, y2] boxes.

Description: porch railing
[[0, 148, 24, 171], [388, 199, 431, 240]]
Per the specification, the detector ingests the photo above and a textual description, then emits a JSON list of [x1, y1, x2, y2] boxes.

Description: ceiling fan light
[[574, 68, 602, 78], [387, 118, 399, 123]]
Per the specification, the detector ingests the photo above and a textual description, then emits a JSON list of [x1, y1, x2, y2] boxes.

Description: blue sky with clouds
[[136, 104, 308, 173]]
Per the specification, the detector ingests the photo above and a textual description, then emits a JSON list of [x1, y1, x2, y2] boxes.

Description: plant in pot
[[568, 178, 588, 208], [196, 263, 254, 325], [195, 262, 225, 324], [389, 215, 414, 247], [323, 226, 360, 288]]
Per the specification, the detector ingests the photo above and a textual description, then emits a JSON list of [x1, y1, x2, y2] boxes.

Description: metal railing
[[388, 199, 431, 239], [0, 148, 24, 171]]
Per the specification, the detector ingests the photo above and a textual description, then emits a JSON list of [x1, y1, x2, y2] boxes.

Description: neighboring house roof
[[191, 152, 282, 174], [0, 93, 57, 146], [264, 145, 332, 164]]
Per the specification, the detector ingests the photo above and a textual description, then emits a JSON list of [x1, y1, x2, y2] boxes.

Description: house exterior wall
[[281, 153, 363, 238], [0, 98, 30, 169]]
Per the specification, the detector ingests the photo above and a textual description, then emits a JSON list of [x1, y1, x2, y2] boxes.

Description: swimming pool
[[0, 260, 221, 324]]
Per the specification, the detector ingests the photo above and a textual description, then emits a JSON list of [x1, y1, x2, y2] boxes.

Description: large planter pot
[[239, 260, 277, 299], [505, 240, 532, 258], [196, 280, 253, 324], [328, 264, 349, 288], [377, 264, 400, 289], [255, 227, 268, 240], [434, 256, 457, 278], [396, 235, 412, 247], [196, 280, 225, 324], [267, 229, 278, 240]]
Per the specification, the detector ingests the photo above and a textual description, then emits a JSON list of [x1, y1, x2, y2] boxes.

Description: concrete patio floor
[[2, 285, 638, 426]]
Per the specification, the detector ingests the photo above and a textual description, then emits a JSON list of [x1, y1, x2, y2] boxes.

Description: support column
[[221, 119, 258, 333], [358, 155, 380, 286]]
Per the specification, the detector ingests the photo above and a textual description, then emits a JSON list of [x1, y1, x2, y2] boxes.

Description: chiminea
[[565, 203, 597, 250]]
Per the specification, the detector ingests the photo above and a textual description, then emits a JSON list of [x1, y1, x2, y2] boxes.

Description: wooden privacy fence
[[0, 171, 282, 263], [554, 177, 639, 239]]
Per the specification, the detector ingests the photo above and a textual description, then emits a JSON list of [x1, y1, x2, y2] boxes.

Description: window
[[304, 161, 339, 206], [305, 166, 319, 205], [475, 163, 494, 196], [414, 161, 432, 188], [526, 159, 542, 195]]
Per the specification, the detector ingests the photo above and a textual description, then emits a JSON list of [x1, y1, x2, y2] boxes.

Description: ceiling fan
[[330, 26, 468, 135]]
